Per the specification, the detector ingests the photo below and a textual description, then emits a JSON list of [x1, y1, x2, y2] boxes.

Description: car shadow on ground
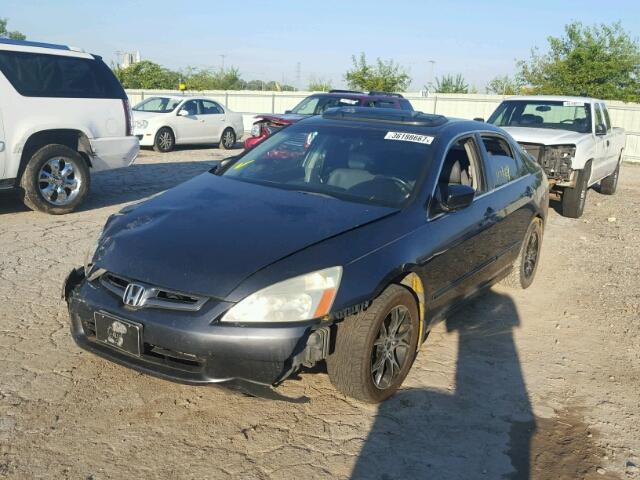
[[0, 160, 220, 215], [350, 290, 538, 479]]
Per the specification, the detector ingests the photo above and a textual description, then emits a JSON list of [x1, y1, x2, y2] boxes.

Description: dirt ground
[[0, 145, 638, 480]]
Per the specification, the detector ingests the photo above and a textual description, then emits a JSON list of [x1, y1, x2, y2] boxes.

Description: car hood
[[254, 113, 309, 125], [502, 126, 587, 145], [94, 173, 397, 299]]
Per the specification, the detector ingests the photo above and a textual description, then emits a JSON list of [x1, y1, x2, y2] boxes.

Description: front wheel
[[219, 128, 236, 150], [561, 162, 591, 218], [326, 285, 419, 403], [500, 217, 543, 289], [20, 144, 90, 215], [153, 127, 175, 153]]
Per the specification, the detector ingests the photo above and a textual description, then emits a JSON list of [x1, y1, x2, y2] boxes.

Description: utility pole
[[428, 60, 436, 94], [219, 54, 227, 71], [295, 62, 301, 91]]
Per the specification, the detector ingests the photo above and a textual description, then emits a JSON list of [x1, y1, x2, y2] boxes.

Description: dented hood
[[95, 173, 397, 299]]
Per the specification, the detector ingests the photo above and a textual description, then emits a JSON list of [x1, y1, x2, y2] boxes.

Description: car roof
[[311, 90, 405, 101], [0, 38, 92, 59], [505, 94, 601, 104], [302, 107, 505, 138]]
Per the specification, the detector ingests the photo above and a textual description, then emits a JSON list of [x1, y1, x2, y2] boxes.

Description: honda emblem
[[123, 283, 146, 308]]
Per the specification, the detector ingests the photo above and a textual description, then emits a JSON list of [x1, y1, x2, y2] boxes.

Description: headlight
[[547, 145, 575, 161], [134, 119, 148, 129], [221, 266, 342, 323], [545, 145, 576, 173], [250, 123, 262, 137]]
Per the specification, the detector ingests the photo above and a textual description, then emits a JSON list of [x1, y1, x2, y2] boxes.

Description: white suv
[[0, 39, 139, 214]]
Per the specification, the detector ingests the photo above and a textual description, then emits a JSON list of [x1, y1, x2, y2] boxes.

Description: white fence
[[126, 90, 640, 163]]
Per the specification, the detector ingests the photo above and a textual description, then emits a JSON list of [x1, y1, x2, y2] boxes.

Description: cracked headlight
[[221, 266, 342, 323]]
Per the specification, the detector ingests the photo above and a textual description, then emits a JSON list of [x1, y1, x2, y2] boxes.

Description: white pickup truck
[[0, 39, 139, 214], [487, 96, 625, 218]]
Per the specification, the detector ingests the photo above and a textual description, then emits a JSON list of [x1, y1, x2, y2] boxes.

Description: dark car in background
[[244, 90, 414, 149], [65, 107, 547, 403]]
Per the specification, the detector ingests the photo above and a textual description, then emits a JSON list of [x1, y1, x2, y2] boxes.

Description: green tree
[[308, 77, 333, 91], [434, 74, 469, 93], [344, 53, 411, 92], [517, 21, 640, 102], [0, 18, 26, 40], [486, 75, 522, 95], [182, 67, 245, 90], [114, 61, 180, 89]]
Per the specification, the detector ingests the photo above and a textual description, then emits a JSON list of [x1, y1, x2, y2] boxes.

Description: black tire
[[326, 285, 420, 403], [500, 217, 543, 289], [561, 161, 591, 218], [20, 144, 90, 215], [219, 128, 236, 150], [599, 158, 620, 195], [153, 127, 175, 152]]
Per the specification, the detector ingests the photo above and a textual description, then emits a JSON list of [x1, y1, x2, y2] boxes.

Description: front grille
[[99, 272, 207, 311]]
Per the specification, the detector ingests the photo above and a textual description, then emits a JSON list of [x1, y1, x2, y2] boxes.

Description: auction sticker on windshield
[[384, 132, 434, 144]]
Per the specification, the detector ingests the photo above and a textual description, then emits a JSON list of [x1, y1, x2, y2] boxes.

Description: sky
[[3, 0, 639, 91]]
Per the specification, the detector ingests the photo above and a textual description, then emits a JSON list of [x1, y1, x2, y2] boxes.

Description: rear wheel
[[599, 158, 620, 195], [561, 162, 591, 218], [326, 285, 419, 403], [500, 217, 543, 289], [219, 128, 236, 150], [153, 127, 175, 153], [20, 144, 90, 215]]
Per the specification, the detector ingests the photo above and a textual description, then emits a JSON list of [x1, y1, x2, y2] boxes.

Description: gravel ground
[[0, 146, 638, 480]]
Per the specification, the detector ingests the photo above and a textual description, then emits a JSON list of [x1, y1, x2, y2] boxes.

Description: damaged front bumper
[[63, 267, 330, 388]]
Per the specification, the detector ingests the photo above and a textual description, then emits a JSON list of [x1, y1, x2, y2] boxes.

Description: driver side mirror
[[178, 109, 190, 117], [595, 124, 606, 135], [284, 110, 292, 114], [473, 117, 485, 122], [435, 184, 475, 213]]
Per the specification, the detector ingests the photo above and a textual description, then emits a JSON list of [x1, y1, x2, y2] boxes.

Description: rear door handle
[[524, 186, 534, 197]]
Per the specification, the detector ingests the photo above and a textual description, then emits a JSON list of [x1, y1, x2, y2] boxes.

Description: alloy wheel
[[523, 230, 539, 279], [222, 130, 235, 148], [38, 157, 82, 206], [371, 305, 413, 390], [158, 131, 172, 150]]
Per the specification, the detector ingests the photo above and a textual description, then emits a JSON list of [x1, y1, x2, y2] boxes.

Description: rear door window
[[480, 135, 527, 188], [200, 100, 224, 114], [0, 51, 125, 99]]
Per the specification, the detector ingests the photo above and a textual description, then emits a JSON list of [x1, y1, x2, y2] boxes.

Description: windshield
[[488, 100, 592, 134], [133, 96, 182, 113], [222, 123, 433, 207]]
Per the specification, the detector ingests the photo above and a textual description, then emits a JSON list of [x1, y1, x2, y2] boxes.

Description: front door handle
[[524, 186, 534, 197], [606, 139, 610, 147]]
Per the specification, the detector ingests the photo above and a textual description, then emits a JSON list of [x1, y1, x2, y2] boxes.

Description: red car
[[244, 90, 414, 149]]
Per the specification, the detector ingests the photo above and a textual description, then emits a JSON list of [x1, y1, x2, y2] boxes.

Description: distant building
[[119, 51, 141, 69]]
